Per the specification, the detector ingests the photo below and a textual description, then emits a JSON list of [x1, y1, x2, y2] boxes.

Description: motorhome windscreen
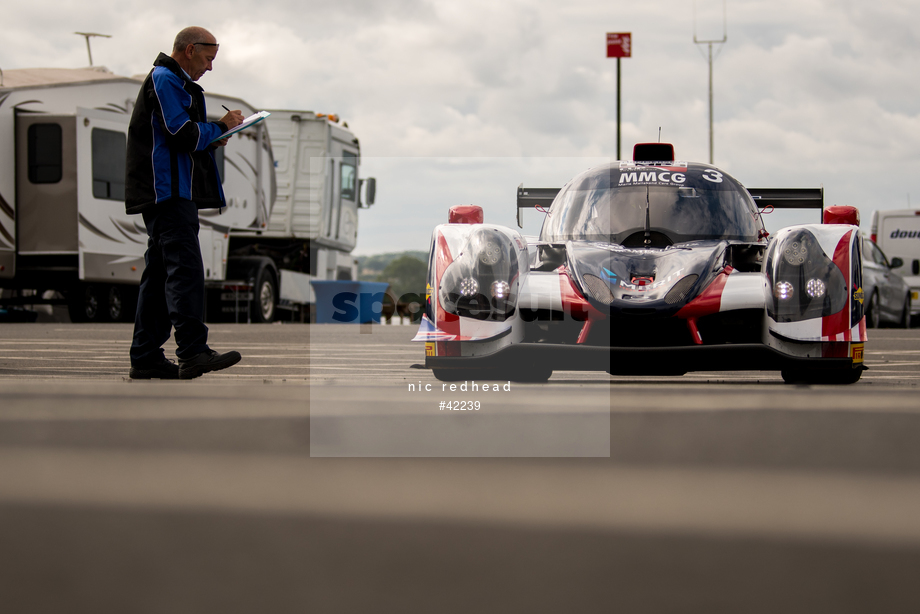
[[340, 151, 357, 201], [540, 165, 763, 244]]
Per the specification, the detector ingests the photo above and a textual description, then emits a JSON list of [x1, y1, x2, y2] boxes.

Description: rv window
[[340, 151, 357, 202], [91, 128, 126, 201], [27, 123, 63, 184]]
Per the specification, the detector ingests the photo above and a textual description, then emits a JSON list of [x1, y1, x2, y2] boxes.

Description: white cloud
[[4, 0, 920, 254]]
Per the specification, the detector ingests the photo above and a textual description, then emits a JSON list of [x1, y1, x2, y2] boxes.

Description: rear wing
[[516, 186, 826, 228], [516, 185, 560, 228], [747, 188, 824, 221]]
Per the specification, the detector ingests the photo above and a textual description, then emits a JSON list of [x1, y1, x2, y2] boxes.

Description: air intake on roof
[[633, 143, 675, 162]]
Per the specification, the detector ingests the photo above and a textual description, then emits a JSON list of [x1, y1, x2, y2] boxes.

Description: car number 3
[[702, 169, 723, 183]]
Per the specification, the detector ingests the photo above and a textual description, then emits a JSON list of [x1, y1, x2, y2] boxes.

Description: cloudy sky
[[5, 0, 920, 254]]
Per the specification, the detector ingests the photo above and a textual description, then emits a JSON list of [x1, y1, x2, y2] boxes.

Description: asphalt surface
[[1, 322, 919, 613]]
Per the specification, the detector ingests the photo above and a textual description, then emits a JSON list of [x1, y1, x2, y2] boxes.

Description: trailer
[[0, 67, 375, 322]]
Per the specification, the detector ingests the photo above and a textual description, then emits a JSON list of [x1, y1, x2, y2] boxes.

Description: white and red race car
[[413, 143, 867, 384]]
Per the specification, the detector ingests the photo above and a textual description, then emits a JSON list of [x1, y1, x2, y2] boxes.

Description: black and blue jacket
[[125, 53, 227, 214]]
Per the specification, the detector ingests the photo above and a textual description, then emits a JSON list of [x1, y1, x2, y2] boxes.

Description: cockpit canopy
[[539, 162, 765, 245]]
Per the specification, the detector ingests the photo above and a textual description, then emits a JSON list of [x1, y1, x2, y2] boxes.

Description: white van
[[871, 209, 920, 324]]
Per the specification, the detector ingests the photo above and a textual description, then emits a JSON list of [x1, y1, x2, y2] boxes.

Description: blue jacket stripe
[[151, 68, 194, 137], [151, 116, 172, 202]]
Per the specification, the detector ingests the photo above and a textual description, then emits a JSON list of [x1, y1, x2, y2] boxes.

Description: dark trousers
[[130, 198, 209, 365]]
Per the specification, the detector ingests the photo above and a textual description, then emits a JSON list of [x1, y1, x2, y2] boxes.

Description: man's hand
[[214, 109, 244, 147], [220, 109, 244, 129]]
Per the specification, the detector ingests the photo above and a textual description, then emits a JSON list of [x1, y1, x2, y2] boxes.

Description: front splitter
[[426, 343, 858, 375]]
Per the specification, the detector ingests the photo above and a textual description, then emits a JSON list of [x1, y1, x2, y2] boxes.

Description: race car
[[413, 143, 867, 385]]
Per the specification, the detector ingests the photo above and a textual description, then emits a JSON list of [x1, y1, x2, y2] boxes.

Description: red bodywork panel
[[675, 267, 734, 344], [822, 231, 853, 340], [557, 268, 606, 344], [434, 232, 460, 356]]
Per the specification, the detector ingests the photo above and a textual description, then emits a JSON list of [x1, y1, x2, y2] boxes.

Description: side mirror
[[362, 177, 376, 207], [913, 259, 920, 276], [890, 257, 904, 269]]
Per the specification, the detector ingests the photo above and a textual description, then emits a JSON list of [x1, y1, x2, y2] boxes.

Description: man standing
[[126, 26, 243, 380]]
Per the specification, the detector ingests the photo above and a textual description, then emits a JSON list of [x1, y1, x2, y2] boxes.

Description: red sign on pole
[[606, 32, 631, 58]]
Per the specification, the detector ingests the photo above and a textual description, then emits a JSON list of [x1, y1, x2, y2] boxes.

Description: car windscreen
[[539, 164, 763, 244]]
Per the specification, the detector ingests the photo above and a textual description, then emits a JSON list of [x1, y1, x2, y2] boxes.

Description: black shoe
[[178, 349, 242, 380], [129, 356, 180, 380]]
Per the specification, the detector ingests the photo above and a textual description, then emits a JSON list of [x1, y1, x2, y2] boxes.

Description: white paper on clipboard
[[210, 110, 271, 144]]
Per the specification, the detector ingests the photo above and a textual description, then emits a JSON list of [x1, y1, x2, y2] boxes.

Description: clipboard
[[210, 110, 271, 144]]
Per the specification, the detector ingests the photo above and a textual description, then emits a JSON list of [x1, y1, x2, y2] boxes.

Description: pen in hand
[[219, 105, 244, 137]]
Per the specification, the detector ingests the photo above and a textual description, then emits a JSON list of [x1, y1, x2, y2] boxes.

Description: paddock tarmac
[[0, 322, 919, 613]]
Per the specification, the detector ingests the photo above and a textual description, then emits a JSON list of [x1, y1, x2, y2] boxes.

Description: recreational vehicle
[[0, 67, 374, 322]]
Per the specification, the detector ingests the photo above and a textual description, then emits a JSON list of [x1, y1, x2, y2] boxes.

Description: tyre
[[251, 267, 277, 323], [67, 284, 102, 323], [781, 367, 862, 385], [105, 285, 128, 322], [899, 295, 911, 329], [432, 368, 469, 382], [865, 291, 880, 328]]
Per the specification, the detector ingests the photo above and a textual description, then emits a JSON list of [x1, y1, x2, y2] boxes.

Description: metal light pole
[[74, 32, 111, 67], [606, 33, 632, 160], [616, 56, 621, 159], [693, 1, 726, 164]]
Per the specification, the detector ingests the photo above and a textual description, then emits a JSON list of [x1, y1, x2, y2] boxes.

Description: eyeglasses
[[193, 42, 219, 47]]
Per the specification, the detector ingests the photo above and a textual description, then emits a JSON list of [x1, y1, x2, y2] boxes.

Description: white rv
[[870, 208, 920, 323], [0, 67, 374, 322]]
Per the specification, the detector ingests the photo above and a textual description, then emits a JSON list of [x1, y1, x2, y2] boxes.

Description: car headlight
[[774, 281, 794, 300], [783, 241, 808, 265], [480, 241, 502, 265], [438, 227, 520, 321], [491, 280, 511, 299], [459, 277, 479, 296], [806, 278, 826, 298], [766, 229, 847, 322]]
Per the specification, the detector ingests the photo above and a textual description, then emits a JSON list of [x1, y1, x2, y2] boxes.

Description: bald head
[[170, 26, 219, 81], [173, 26, 216, 53]]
